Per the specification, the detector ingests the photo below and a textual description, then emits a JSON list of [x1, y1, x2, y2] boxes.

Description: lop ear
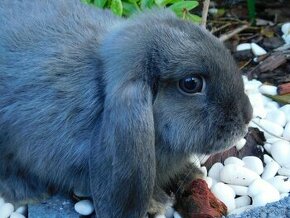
[[89, 30, 157, 217], [89, 80, 156, 217]]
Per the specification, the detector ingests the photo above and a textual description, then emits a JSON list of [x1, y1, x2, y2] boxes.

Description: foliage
[[246, 0, 256, 23], [81, 0, 201, 23]]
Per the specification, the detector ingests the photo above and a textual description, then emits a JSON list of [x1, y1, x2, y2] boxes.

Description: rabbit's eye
[[178, 75, 204, 95]]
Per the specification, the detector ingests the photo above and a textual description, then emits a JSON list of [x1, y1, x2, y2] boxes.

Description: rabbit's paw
[[0, 175, 49, 207], [147, 193, 174, 217]]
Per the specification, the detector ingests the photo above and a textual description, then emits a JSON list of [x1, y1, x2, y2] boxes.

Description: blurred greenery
[[81, 0, 201, 23]]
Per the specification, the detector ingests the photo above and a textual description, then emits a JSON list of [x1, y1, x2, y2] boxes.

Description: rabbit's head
[[90, 10, 252, 217]]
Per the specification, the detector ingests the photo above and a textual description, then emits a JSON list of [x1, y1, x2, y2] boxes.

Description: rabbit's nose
[[242, 95, 253, 124]]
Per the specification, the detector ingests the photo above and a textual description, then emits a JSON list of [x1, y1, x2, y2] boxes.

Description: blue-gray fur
[[0, 0, 253, 217]]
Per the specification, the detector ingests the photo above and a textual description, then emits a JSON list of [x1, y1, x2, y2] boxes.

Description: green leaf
[[154, 0, 179, 6], [185, 13, 202, 23], [141, 0, 154, 9], [170, 1, 199, 15], [110, 0, 123, 16], [264, 94, 290, 105], [126, 0, 140, 4], [94, 0, 107, 8], [81, 0, 93, 4], [123, 2, 137, 16]]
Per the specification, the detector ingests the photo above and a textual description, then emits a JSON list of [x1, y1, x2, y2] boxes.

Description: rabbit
[[0, 0, 253, 217]]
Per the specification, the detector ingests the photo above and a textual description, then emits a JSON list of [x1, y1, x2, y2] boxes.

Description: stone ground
[[28, 195, 79, 218], [29, 195, 290, 218]]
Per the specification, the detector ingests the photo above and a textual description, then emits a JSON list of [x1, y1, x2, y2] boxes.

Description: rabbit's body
[[0, 0, 115, 202], [0, 1, 253, 217]]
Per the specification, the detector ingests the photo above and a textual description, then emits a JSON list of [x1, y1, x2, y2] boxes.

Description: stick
[[219, 24, 249, 42], [201, 0, 210, 28], [211, 23, 231, 34]]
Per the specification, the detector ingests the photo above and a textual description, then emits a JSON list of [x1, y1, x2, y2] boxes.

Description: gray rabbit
[[0, 0, 253, 217]]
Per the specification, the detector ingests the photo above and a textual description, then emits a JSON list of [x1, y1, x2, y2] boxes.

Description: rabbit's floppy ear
[[89, 26, 157, 217]]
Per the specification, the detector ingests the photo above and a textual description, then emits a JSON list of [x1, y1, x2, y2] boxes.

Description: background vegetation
[[81, 0, 201, 23]]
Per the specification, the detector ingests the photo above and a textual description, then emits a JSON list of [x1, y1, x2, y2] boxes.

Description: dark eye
[[178, 75, 204, 95]]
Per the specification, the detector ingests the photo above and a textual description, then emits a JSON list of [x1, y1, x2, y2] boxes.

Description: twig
[[219, 24, 249, 42], [211, 23, 231, 34], [201, 0, 210, 28], [239, 59, 252, 70]]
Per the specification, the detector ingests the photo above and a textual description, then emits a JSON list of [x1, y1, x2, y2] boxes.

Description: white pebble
[[252, 192, 280, 207], [262, 160, 281, 180], [253, 106, 267, 118], [242, 156, 264, 175], [262, 95, 273, 104], [251, 43, 267, 56], [283, 122, 290, 140], [189, 154, 201, 167], [263, 154, 274, 164], [249, 120, 260, 129], [235, 196, 251, 208], [266, 137, 281, 144], [265, 101, 279, 111], [283, 34, 290, 44], [244, 79, 262, 93], [208, 162, 224, 182], [266, 110, 287, 127], [278, 167, 290, 177], [256, 119, 284, 137], [280, 105, 290, 122], [281, 23, 290, 35], [281, 193, 289, 199], [199, 166, 207, 178], [248, 178, 280, 197], [0, 197, 4, 207], [0, 203, 14, 218], [173, 211, 182, 218], [237, 43, 251, 51], [155, 215, 166, 218], [211, 182, 236, 211], [242, 75, 249, 84], [248, 92, 264, 107], [220, 164, 259, 186], [270, 140, 290, 168], [267, 176, 290, 193], [211, 178, 218, 187], [15, 206, 27, 215], [250, 94, 264, 105], [164, 207, 175, 218], [259, 84, 277, 96], [208, 8, 218, 15], [10, 212, 25, 218], [74, 200, 94, 216], [228, 185, 248, 196], [264, 143, 272, 154], [204, 177, 213, 189], [235, 138, 247, 150], [224, 157, 244, 166]]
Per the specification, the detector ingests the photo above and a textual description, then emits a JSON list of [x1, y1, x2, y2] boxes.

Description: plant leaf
[[81, 0, 93, 4], [185, 13, 202, 23], [154, 0, 179, 6], [141, 0, 154, 9], [94, 0, 107, 8], [110, 0, 123, 16], [170, 1, 199, 15], [123, 2, 137, 16], [264, 94, 290, 105]]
